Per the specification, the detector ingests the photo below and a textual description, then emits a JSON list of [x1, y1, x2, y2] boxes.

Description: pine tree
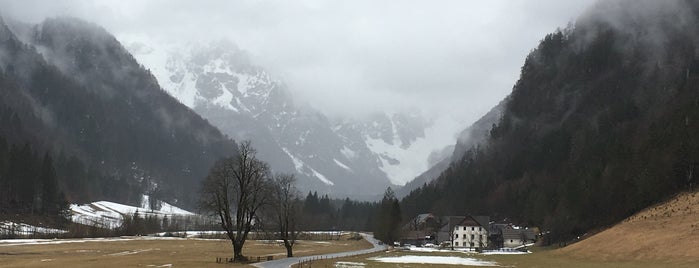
[[162, 215, 170, 231], [375, 187, 402, 244], [39, 153, 59, 216]]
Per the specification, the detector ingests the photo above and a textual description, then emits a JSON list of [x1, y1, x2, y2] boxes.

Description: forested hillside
[[0, 17, 237, 209], [402, 0, 699, 243], [0, 134, 69, 222]]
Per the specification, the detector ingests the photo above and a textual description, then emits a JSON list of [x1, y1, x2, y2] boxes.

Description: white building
[[452, 215, 489, 249]]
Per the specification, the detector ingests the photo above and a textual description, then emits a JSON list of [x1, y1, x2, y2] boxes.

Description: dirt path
[[252, 233, 387, 268]]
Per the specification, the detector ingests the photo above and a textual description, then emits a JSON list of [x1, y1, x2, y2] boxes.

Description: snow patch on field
[[335, 261, 366, 268], [405, 246, 529, 255], [481, 250, 530, 255], [152, 230, 227, 238], [0, 236, 196, 247], [109, 248, 155, 256], [371, 255, 499, 266], [405, 246, 475, 253]]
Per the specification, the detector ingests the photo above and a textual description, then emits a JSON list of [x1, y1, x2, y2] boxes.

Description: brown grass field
[[0, 235, 371, 267]]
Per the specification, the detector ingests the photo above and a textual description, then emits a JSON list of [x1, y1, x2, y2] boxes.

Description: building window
[[471, 234, 474, 239], [471, 227, 474, 231], [510, 239, 513, 243], [479, 227, 482, 231], [455, 234, 458, 238], [455, 242, 459, 246]]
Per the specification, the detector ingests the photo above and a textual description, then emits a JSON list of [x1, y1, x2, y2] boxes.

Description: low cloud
[[0, 0, 596, 126]]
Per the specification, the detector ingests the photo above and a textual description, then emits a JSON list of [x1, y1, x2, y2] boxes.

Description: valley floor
[[0, 235, 372, 267], [297, 247, 699, 268], [298, 191, 699, 267]]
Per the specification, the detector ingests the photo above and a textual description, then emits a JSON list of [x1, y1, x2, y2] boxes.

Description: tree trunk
[[284, 240, 293, 257], [233, 241, 245, 261]]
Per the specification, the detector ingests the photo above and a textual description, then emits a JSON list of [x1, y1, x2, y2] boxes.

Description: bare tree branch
[[269, 173, 301, 257], [200, 140, 271, 262]]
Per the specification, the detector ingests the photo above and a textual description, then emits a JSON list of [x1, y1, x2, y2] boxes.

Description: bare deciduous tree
[[200, 141, 270, 262], [270, 173, 301, 257]]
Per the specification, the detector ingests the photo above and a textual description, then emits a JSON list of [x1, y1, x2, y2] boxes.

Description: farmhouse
[[502, 228, 537, 248], [402, 212, 539, 250], [489, 223, 538, 248], [435, 216, 465, 246], [401, 213, 439, 245], [451, 215, 490, 249]]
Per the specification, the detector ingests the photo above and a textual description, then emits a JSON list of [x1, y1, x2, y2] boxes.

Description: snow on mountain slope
[[122, 36, 462, 197], [281, 146, 334, 186], [70, 195, 194, 228], [335, 112, 464, 185]]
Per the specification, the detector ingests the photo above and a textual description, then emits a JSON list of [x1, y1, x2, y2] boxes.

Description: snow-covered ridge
[[70, 195, 194, 228]]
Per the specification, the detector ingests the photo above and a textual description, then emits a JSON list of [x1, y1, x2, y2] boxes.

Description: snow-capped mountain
[[124, 38, 460, 198]]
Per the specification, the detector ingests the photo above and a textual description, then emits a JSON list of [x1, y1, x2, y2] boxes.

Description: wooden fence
[[215, 255, 274, 264], [295, 248, 380, 268]]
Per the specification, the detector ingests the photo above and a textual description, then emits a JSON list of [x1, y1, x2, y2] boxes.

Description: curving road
[[252, 233, 387, 268]]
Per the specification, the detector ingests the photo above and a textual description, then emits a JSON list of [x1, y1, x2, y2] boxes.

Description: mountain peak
[[125, 38, 464, 197]]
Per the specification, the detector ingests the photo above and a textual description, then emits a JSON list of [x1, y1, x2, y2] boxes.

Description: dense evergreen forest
[[0, 17, 237, 209], [0, 134, 69, 223], [403, 0, 699, 243]]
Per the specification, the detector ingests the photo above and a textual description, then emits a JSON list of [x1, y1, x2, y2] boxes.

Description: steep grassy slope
[[558, 190, 699, 262]]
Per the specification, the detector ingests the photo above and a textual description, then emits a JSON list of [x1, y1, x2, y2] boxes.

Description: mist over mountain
[[0, 0, 595, 206], [0, 16, 236, 208], [403, 0, 699, 243], [124, 39, 463, 198], [397, 101, 505, 197]]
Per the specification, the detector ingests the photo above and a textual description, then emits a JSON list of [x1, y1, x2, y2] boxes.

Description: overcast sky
[[0, 0, 596, 126]]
